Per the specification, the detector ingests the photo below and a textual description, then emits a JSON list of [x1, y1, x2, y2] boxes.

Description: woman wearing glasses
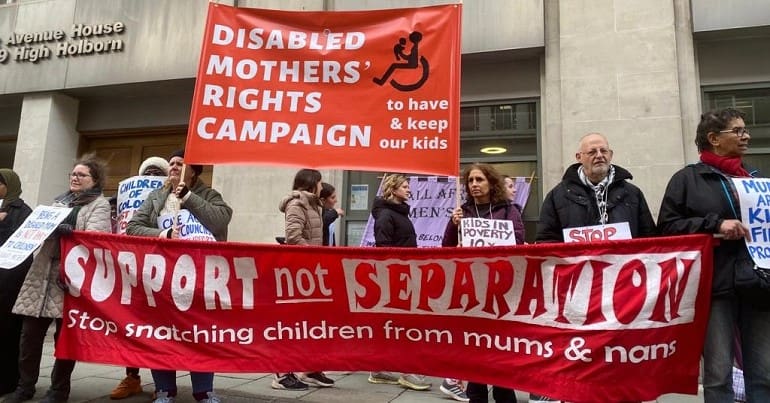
[[6, 154, 111, 403], [658, 108, 767, 403]]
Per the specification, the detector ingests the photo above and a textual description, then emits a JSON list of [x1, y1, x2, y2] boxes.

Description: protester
[[536, 132, 657, 243], [658, 108, 769, 403], [442, 164, 523, 403], [502, 174, 522, 213], [3, 154, 111, 403], [127, 149, 232, 403], [108, 156, 169, 400], [319, 182, 345, 246], [367, 174, 432, 393], [535, 133, 656, 403], [275, 168, 335, 391], [0, 169, 33, 396]]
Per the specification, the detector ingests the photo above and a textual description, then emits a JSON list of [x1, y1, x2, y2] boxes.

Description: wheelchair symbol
[[372, 31, 430, 92]]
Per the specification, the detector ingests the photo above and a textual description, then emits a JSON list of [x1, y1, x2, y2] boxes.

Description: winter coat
[[127, 180, 232, 241], [658, 162, 756, 298], [322, 208, 339, 246], [372, 197, 417, 247], [279, 190, 322, 246], [0, 198, 33, 313], [536, 163, 657, 243], [12, 196, 111, 318], [442, 200, 525, 247]]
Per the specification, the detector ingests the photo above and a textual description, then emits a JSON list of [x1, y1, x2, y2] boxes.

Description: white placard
[[562, 222, 632, 243], [731, 178, 770, 268], [116, 175, 167, 234], [0, 205, 73, 269], [157, 209, 216, 242], [460, 217, 517, 247]]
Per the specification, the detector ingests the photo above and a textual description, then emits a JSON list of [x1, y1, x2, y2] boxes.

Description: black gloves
[[56, 223, 74, 237], [176, 185, 190, 199]]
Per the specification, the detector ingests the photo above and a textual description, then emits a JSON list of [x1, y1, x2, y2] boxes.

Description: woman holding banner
[[367, 174, 433, 392], [127, 149, 231, 403], [276, 168, 336, 391], [0, 169, 33, 396], [442, 163, 524, 403], [658, 108, 770, 403], [6, 154, 111, 403]]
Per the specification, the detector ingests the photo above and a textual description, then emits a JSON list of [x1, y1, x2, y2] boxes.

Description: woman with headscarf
[[658, 108, 768, 403], [5, 154, 111, 403], [0, 169, 33, 396]]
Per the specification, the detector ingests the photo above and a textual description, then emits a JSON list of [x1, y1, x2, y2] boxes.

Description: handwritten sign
[[157, 210, 216, 242], [0, 205, 72, 269], [116, 176, 167, 234], [460, 217, 516, 247], [732, 178, 770, 268], [563, 222, 632, 244]]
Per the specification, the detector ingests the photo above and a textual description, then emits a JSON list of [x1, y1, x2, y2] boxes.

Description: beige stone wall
[[542, 0, 700, 218]]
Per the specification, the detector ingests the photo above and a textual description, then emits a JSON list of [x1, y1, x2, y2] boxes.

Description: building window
[[341, 99, 540, 246], [704, 86, 770, 175]]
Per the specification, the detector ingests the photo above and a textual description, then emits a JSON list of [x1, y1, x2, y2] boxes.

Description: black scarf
[[54, 188, 103, 226]]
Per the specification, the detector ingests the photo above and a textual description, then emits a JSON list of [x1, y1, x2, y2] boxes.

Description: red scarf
[[700, 150, 751, 177]]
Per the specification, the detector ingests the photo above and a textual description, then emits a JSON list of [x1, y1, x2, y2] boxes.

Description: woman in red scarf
[[658, 108, 767, 403]]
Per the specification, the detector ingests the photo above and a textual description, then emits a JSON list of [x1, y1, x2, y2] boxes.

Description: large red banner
[[184, 3, 461, 176], [58, 233, 712, 402]]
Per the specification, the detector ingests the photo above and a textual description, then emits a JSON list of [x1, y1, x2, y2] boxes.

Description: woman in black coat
[[0, 169, 33, 395], [372, 174, 417, 247]]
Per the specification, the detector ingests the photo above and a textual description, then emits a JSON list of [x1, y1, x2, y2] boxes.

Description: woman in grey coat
[[4, 154, 111, 403]]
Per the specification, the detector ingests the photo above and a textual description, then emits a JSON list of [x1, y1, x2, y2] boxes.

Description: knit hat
[[138, 156, 170, 176], [168, 149, 203, 176]]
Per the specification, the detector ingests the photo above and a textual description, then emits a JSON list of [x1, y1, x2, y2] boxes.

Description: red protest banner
[[184, 3, 461, 176], [57, 233, 712, 402]]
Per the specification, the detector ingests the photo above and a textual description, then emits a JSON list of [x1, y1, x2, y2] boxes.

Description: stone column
[[14, 93, 80, 206], [541, 0, 699, 215]]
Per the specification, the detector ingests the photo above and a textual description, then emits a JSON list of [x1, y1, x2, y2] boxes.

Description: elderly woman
[[442, 163, 524, 403], [127, 149, 232, 403], [0, 169, 33, 396], [658, 108, 767, 403], [5, 154, 111, 403]]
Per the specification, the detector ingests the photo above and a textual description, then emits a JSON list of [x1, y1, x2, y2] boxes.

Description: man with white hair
[[532, 133, 656, 403]]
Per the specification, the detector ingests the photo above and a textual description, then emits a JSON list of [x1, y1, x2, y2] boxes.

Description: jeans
[[151, 370, 214, 394], [704, 297, 770, 403]]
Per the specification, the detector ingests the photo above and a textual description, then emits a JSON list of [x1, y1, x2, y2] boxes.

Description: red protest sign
[[184, 3, 461, 176], [58, 233, 712, 402]]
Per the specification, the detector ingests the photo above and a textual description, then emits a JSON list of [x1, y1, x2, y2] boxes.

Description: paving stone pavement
[[0, 332, 706, 403]]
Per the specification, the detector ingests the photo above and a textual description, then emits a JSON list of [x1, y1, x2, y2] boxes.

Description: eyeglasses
[[718, 126, 750, 138], [580, 148, 612, 158], [69, 172, 92, 179]]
